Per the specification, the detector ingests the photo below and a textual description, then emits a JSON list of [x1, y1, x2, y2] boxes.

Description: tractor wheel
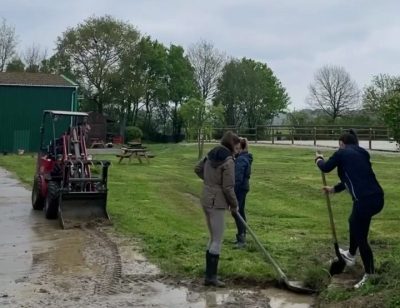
[[45, 181, 60, 219], [32, 175, 45, 210]]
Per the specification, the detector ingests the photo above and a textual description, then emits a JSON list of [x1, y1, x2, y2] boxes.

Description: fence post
[[272, 128, 275, 144], [291, 127, 294, 145], [313, 127, 317, 146], [369, 128, 372, 150], [255, 127, 258, 143]]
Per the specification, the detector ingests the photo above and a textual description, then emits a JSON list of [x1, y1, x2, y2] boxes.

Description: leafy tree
[[308, 65, 359, 122], [56, 15, 139, 113], [363, 74, 400, 113], [181, 98, 223, 158], [167, 44, 197, 141], [6, 57, 24, 72], [380, 93, 400, 143], [188, 39, 225, 101], [0, 18, 17, 72], [215, 58, 289, 128], [108, 36, 169, 137]]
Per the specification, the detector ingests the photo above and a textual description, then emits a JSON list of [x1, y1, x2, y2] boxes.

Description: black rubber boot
[[204, 251, 225, 287]]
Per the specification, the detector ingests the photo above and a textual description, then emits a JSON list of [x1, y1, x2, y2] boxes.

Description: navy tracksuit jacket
[[317, 145, 383, 200]]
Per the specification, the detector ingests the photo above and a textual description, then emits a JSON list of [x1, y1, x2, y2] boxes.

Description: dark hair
[[339, 129, 359, 145], [221, 131, 240, 152], [240, 138, 248, 150]]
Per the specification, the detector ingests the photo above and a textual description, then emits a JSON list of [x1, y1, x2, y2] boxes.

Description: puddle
[[0, 168, 314, 307]]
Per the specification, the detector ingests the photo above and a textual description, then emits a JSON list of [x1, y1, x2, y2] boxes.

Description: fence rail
[[207, 125, 395, 151]]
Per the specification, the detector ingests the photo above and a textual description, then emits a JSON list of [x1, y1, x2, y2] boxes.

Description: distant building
[[0, 72, 78, 153]]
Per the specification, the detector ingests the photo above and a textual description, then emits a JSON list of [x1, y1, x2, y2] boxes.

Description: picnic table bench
[[90, 138, 105, 148], [116, 147, 154, 164]]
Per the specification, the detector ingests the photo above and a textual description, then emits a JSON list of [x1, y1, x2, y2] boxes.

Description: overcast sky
[[2, 0, 400, 108]]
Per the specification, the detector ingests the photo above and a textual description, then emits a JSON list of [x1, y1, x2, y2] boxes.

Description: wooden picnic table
[[90, 138, 105, 148], [116, 147, 150, 164]]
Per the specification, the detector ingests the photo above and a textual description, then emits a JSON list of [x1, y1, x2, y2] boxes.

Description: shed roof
[[0, 72, 77, 88]]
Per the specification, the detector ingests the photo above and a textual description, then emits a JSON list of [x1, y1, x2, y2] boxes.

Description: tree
[[188, 39, 225, 101], [308, 65, 359, 122], [0, 18, 18, 72], [112, 36, 169, 137], [6, 57, 25, 72], [363, 74, 400, 113], [167, 44, 197, 141], [181, 98, 223, 158], [215, 58, 290, 128], [24, 44, 46, 72], [56, 15, 140, 113], [380, 93, 400, 144]]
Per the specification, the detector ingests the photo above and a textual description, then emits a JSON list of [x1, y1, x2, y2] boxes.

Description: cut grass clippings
[[1, 144, 399, 306]]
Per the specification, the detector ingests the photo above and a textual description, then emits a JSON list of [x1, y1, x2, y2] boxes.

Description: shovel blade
[[281, 279, 317, 294], [58, 191, 110, 229], [329, 258, 346, 276]]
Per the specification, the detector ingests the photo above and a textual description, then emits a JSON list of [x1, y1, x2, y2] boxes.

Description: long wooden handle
[[321, 172, 339, 244], [236, 213, 287, 281]]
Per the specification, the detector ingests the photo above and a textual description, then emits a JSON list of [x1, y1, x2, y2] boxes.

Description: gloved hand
[[322, 186, 335, 194], [315, 152, 324, 163], [230, 206, 238, 215]]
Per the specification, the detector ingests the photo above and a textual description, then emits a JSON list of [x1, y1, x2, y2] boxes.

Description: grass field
[[1, 144, 400, 307]]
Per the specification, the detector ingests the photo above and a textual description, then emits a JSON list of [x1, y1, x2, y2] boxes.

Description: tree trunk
[[119, 107, 128, 140], [197, 128, 205, 159]]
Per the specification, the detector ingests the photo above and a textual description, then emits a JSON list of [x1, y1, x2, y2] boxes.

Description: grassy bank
[[1, 144, 399, 307]]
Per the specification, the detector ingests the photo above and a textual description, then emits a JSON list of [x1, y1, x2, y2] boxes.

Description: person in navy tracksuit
[[232, 138, 253, 248], [316, 130, 384, 289]]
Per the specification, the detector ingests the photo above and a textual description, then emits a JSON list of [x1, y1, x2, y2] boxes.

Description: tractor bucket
[[58, 191, 110, 229]]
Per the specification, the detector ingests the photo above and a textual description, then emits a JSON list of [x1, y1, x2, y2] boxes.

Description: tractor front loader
[[31, 110, 111, 229]]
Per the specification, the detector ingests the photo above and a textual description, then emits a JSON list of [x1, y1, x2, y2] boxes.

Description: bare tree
[[308, 65, 359, 122], [188, 39, 226, 102], [0, 18, 18, 72], [23, 44, 47, 72]]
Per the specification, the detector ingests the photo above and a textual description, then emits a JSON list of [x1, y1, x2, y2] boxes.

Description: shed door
[[13, 130, 30, 152]]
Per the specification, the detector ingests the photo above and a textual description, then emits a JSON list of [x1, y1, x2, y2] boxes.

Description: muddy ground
[[0, 168, 314, 307]]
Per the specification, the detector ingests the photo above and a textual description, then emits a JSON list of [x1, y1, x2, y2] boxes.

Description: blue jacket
[[317, 145, 383, 200], [235, 152, 253, 193]]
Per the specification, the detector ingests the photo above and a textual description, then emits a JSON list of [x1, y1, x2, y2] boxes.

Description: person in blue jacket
[[315, 129, 384, 289], [232, 138, 253, 248]]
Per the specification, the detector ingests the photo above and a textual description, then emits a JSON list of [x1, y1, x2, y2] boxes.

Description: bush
[[125, 126, 143, 142]]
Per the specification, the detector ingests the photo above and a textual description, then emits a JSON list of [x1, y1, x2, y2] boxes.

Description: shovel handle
[[321, 172, 339, 244], [235, 213, 288, 281]]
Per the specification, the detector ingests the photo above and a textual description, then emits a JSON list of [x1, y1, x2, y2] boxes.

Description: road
[[0, 168, 313, 308]]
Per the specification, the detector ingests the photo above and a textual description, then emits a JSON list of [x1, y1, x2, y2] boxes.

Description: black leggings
[[349, 194, 384, 274], [232, 190, 248, 235]]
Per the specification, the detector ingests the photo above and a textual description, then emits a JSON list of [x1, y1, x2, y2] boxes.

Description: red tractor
[[31, 110, 111, 229]]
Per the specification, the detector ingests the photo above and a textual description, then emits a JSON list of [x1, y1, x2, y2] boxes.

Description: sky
[[2, 0, 400, 109]]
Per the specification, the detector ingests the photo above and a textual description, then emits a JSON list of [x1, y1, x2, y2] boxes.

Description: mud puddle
[[0, 168, 314, 307]]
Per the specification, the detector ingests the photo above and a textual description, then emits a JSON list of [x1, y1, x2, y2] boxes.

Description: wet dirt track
[[0, 168, 314, 307]]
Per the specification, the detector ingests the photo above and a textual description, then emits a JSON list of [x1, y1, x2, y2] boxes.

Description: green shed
[[0, 72, 78, 153]]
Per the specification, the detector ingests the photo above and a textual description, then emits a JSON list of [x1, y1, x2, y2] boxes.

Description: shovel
[[235, 213, 315, 294], [320, 172, 346, 275]]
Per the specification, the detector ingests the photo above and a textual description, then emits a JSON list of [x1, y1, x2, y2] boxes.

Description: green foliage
[[381, 93, 400, 143], [363, 74, 400, 113], [55, 15, 140, 113], [6, 57, 25, 72], [166, 44, 197, 139], [180, 98, 224, 157], [215, 57, 290, 127], [125, 126, 143, 142]]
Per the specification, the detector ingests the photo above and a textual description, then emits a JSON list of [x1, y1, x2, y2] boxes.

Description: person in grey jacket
[[195, 131, 240, 287]]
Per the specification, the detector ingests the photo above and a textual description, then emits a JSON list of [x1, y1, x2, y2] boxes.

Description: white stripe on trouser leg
[[203, 207, 225, 255]]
